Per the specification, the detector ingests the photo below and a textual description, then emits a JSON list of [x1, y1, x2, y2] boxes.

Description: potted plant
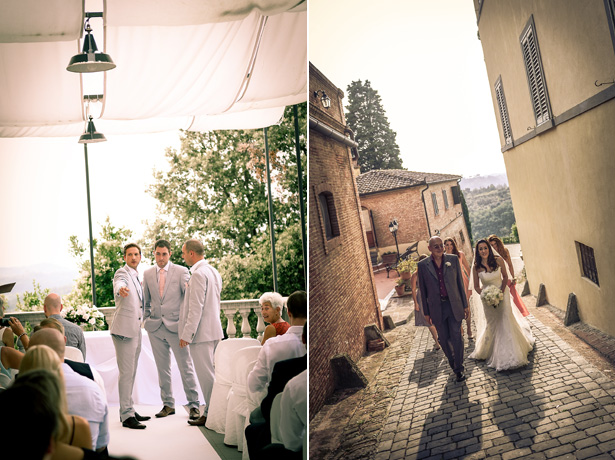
[[381, 251, 398, 266], [397, 258, 417, 280], [395, 278, 406, 296]]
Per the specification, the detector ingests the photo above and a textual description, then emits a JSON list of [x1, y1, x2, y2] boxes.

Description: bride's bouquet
[[481, 285, 503, 308]]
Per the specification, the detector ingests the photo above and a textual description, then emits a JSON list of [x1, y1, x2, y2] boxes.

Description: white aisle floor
[[108, 405, 220, 460]]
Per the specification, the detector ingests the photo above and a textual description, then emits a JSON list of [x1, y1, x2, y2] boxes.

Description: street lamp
[[389, 219, 400, 259]]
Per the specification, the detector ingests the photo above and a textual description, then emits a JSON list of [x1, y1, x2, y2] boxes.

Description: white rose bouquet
[[61, 303, 107, 331], [481, 285, 503, 308]]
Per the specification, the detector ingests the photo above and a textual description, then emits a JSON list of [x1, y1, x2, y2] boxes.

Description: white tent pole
[[83, 143, 97, 307], [293, 105, 306, 285]]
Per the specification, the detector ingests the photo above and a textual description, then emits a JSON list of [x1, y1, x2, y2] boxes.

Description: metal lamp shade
[[67, 30, 116, 73], [78, 117, 107, 143]]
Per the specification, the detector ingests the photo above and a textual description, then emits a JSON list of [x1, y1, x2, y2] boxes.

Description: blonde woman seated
[[20, 345, 93, 450], [260, 292, 290, 346]]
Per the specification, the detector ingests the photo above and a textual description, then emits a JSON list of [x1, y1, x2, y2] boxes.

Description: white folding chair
[[64, 346, 84, 363], [224, 345, 262, 449], [205, 337, 260, 434]]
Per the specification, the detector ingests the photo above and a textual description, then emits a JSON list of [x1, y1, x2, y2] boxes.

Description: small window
[[442, 190, 449, 210], [495, 76, 513, 145], [459, 230, 465, 245], [451, 186, 461, 205], [318, 192, 340, 240], [577, 242, 599, 286], [431, 192, 439, 216], [520, 16, 552, 126]]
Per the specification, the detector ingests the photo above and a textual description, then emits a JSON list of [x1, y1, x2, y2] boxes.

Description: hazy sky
[[309, 0, 506, 178], [0, 132, 181, 269]]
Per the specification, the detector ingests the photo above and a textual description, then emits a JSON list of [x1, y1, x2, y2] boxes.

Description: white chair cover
[[205, 338, 260, 434], [224, 346, 262, 449], [269, 393, 284, 445], [65, 346, 84, 363], [90, 366, 107, 401], [241, 357, 267, 460]]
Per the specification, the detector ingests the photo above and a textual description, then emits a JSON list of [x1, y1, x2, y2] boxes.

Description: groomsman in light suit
[[111, 243, 151, 429], [143, 239, 201, 421], [179, 239, 224, 426]]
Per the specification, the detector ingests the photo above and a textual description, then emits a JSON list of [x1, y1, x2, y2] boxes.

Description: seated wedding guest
[[0, 299, 14, 347], [0, 369, 133, 460], [38, 318, 94, 380], [260, 369, 307, 460], [29, 328, 110, 453], [246, 323, 308, 459], [20, 345, 92, 450], [260, 292, 290, 345], [43, 294, 87, 360], [248, 290, 307, 396], [6, 316, 29, 349]]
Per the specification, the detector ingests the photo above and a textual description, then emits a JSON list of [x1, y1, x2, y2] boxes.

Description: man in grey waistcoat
[[143, 239, 200, 421], [111, 243, 151, 429]]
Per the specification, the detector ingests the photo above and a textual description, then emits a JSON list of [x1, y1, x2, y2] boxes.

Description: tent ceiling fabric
[[0, 0, 83, 43], [0, 0, 306, 138]]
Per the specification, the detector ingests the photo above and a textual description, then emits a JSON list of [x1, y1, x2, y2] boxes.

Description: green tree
[[16, 280, 50, 312], [460, 190, 473, 246], [345, 80, 404, 173], [463, 185, 517, 241], [66, 217, 134, 308], [144, 104, 306, 300]]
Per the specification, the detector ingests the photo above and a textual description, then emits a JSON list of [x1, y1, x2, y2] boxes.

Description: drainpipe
[[420, 178, 431, 237]]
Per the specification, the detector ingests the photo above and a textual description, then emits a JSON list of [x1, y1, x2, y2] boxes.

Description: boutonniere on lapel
[[445, 262, 452, 267]]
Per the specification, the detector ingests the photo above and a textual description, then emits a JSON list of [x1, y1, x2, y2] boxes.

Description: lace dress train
[[469, 270, 534, 371]]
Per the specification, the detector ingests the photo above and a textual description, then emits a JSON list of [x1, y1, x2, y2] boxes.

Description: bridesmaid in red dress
[[259, 292, 290, 345], [488, 235, 530, 317], [444, 237, 473, 338]]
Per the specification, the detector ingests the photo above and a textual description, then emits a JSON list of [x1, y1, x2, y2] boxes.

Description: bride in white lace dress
[[468, 239, 534, 371]]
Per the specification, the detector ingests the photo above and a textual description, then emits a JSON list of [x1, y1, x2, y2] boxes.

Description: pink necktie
[[159, 268, 166, 298]]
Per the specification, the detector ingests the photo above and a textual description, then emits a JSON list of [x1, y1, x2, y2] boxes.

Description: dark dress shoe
[[135, 412, 151, 421], [122, 417, 146, 429], [155, 406, 175, 418], [189, 408, 200, 420], [188, 415, 207, 426], [456, 372, 466, 382]]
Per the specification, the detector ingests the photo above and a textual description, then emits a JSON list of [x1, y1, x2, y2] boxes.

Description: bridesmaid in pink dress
[[488, 235, 530, 317], [444, 237, 473, 338]]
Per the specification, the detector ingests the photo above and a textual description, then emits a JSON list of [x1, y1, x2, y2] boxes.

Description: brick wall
[[309, 64, 382, 417], [360, 187, 429, 252], [359, 180, 472, 260]]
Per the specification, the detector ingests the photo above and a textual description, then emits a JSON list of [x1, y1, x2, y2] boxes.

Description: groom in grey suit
[[111, 243, 151, 429], [418, 236, 470, 382], [179, 239, 224, 426], [143, 239, 200, 420]]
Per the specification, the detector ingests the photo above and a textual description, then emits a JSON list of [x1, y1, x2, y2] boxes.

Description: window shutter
[[495, 77, 512, 145], [431, 192, 439, 215], [451, 186, 461, 205], [521, 19, 551, 126]]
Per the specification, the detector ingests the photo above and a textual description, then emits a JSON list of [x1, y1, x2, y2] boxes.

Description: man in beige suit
[[179, 239, 224, 426], [111, 243, 151, 429], [143, 239, 200, 420]]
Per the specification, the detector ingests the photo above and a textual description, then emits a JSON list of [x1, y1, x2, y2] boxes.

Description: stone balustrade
[[4, 299, 268, 340]]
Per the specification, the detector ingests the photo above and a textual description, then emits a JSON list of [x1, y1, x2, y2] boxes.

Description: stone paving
[[373, 314, 615, 460]]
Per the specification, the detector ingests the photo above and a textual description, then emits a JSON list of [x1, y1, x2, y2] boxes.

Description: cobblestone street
[[310, 292, 615, 459]]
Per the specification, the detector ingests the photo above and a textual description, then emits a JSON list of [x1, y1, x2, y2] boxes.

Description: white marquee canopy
[[0, 0, 307, 137]]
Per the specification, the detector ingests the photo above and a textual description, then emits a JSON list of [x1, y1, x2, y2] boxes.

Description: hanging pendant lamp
[[79, 116, 107, 143], [67, 20, 115, 73]]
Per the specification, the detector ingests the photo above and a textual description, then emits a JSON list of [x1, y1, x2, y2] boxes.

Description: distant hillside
[[0, 264, 78, 311], [463, 184, 517, 241], [460, 173, 508, 190]]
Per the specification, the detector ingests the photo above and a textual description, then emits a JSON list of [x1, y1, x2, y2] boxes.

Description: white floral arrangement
[[61, 303, 107, 331], [481, 285, 503, 308]]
